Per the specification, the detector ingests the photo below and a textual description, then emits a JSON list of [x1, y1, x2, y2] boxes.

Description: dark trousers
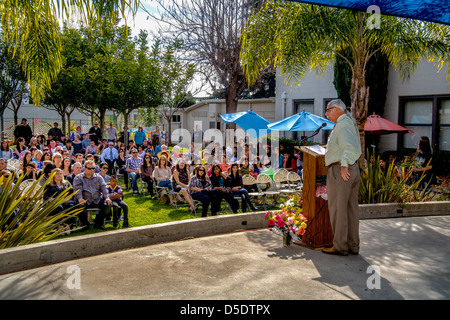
[[78, 201, 111, 228], [112, 200, 129, 223], [119, 168, 129, 188], [191, 192, 211, 217], [217, 191, 239, 213], [105, 159, 115, 175], [142, 176, 155, 196], [49, 200, 78, 227], [232, 189, 256, 212]]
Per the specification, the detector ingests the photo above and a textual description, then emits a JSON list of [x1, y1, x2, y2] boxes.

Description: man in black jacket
[[13, 118, 33, 145], [47, 122, 63, 141]]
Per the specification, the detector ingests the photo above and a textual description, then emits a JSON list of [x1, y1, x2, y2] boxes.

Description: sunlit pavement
[[0, 215, 449, 300]]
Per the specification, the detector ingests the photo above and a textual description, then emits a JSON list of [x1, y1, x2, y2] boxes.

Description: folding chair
[[273, 171, 295, 198], [19, 179, 37, 192], [152, 173, 171, 202], [256, 173, 280, 206], [243, 174, 266, 210], [287, 171, 303, 193]]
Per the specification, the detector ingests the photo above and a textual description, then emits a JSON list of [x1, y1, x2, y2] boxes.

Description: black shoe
[[123, 222, 130, 228], [94, 225, 106, 231], [113, 222, 118, 228]]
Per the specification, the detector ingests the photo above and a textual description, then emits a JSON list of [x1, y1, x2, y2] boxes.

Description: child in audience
[[107, 175, 130, 228]]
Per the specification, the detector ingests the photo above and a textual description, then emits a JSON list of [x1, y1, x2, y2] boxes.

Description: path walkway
[[0, 215, 449, 301]]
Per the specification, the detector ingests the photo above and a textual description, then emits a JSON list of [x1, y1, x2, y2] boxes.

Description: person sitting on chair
[[172, 159, 195, 212], [107, 175, 129, 228], [73, 160, 112, 231], [43, 168, 77, 229], [153, 155, 175, 206], [125, 147, 143, 195], [188, 165, 218, 217], [209, 164, 239, 213], [140, 153, 156, 199], [228, 163, 258, 212]]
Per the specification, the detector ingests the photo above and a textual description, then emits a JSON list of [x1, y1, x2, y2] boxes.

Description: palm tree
[[240, 1, 450, 162], [0, 0, 141, 106]]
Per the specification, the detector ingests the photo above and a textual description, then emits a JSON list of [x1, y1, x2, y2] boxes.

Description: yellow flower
[[301, 222, 307, 229]]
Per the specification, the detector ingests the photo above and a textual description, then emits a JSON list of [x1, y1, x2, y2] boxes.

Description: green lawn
[[63, 177, 278, 238]]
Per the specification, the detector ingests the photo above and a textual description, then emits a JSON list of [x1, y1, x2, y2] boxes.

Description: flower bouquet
[[265, 193, 308, 247]]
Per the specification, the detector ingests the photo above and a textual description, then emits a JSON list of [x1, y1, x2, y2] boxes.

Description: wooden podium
[[298, 146, 333, 248]]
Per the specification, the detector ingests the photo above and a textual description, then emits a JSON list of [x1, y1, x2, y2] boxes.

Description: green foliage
[[0, 172, 83, 249], [359, 150, 433, 204], [431, 176, 450, 201], [333, 47, 390, 116], [0, 0, 141, 105]]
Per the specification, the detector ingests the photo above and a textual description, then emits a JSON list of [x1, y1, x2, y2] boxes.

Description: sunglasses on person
[[101, 166, 108, 170], [85, 167, 95, 170]]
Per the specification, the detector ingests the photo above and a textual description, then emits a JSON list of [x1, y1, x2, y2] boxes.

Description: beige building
[[173, 97, 276, 146]]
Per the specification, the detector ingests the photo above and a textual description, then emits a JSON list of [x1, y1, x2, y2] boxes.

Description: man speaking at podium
[[322, 99, 362, 256]]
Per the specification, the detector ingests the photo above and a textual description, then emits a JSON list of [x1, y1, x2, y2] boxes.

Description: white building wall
[[275, 60, 450, 151]]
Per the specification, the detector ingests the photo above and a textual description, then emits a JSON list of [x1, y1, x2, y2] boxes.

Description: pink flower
[[278, 219, 285, 228], [268, 219, 275, 227], [265, 212, 270, 218]]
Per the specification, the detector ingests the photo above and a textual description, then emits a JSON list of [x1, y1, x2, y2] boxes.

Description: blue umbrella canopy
[[268, 111, 335, 132], [220, 110, 271, 138], [289, 0, 450, 25]]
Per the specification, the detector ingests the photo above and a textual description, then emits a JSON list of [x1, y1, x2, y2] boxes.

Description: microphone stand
[[300, 129, 322, 144]]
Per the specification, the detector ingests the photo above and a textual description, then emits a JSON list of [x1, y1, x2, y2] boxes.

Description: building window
[[294, 99, 314, 114], [400, 95, 450, 151], [439, 98, 450, 151], [172, 115, 181, 123]]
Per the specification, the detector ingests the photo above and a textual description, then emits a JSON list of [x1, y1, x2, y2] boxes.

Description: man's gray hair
[[327, 99, 348, 113]]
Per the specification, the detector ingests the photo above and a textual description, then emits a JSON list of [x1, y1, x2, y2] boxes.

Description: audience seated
[[7, 126, 336, 231]]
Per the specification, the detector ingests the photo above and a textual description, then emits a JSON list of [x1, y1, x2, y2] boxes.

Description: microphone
[[313, 122, 327, 134], [300, 123, 327, 143]]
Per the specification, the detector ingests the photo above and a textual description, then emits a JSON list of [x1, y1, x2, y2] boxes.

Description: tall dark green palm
[[0, 0, 140, 105], [240, 1, 450, 161]]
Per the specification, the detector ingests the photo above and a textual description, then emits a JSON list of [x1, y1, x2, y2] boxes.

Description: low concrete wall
[[1, 202, 449, 274]]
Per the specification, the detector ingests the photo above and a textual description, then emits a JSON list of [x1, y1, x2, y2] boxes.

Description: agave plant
[[0, 171, 83, 249], [359, 150, 432, 204]]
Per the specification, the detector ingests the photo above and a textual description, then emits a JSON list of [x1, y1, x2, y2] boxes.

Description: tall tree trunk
[[122, 110, 130, 147], [225, 73, 239, 132], [351, 62, 369, 167], [99, 109, 106, 141]]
